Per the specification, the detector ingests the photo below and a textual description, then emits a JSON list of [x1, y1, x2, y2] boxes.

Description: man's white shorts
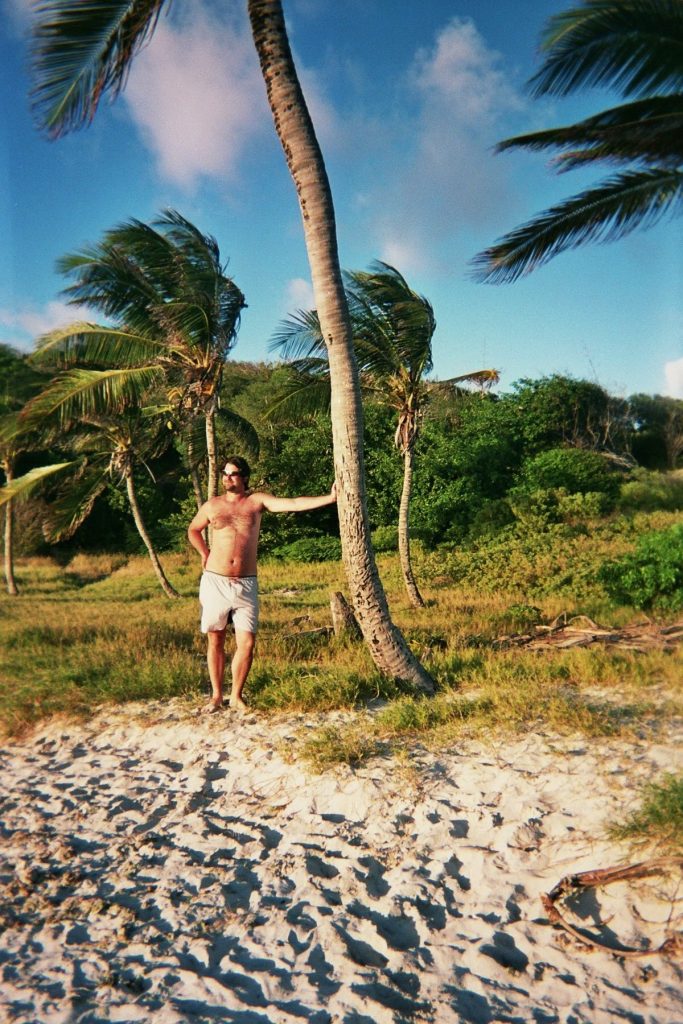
[[199, 572, 259, 634]]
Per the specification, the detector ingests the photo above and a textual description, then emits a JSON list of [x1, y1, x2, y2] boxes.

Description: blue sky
[[1, 0, 681, 399]]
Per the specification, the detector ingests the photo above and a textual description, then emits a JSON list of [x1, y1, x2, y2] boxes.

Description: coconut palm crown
[[472, 0, 683, 282], [31, 210, 250, 500]]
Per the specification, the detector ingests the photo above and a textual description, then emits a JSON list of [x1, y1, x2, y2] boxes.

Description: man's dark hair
[[223, 455, 251, 487]]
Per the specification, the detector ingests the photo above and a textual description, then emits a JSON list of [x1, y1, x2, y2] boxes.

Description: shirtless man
[[187, 455, 337, 712]]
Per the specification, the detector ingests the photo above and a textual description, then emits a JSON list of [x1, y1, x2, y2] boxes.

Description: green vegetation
[[2, 506, 680, 764], [600, 523, 683, 612], [609, 774, 683, 854]]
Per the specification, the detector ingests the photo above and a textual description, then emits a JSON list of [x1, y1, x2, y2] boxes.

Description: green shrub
[[516, 448, 620, 503], [599, 524, 683, 611], [371, 524, 398, 552], [619, 469, 683, 513], [268, 535, 342, 563], [556, 490, 612, 521], [507, 487, 564, 528]]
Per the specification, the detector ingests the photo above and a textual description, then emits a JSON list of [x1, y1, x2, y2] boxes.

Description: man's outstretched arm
[[261, 482, 337, 514]]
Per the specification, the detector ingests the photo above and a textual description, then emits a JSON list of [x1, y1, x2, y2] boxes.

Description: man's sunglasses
[[223, 470, 242, 478]]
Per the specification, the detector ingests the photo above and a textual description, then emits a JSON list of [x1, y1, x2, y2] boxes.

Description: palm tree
[[29, 0, 434, 691], [7, 366, 180, 597], [273, 262, 499, 607], [0, 345, 49, 595], [33, 210, 250, 504], [472, 0, 683, 282]]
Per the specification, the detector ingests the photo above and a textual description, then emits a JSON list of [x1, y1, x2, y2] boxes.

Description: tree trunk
[[187, 435, 204, 510], [330, 591, 361, 639], [124, 465, 179, 599], [248, 0, 433, 692], [398, 447, 425, 607], [206, 401, 218, 500], [3, 465, 19, 596]]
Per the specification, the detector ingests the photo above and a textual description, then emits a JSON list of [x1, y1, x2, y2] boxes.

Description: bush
[[268, 535, 342, 563], [556, 490, 613, 521], [371, 524, 398, 552], [516, 447, 620, 503], [618, 469, 683, 513], [599, 524, 683, 611]]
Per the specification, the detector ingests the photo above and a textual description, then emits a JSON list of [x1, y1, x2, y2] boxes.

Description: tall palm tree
[[273, 262, 499, 607], [33, 210, 250, 503], [472, 0, 683, 282], [29, 0, 434, 691]]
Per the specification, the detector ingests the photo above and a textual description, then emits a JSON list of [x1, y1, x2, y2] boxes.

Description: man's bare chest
[[211, 502, 261, 536]]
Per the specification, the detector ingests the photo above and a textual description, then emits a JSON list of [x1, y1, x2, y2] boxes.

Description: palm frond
[[21, 366, 163, 427], [0, 411, 33, 448], [31, 0, 168, 136], [471, 167, 683, 283], [215, 407, 261, 458], [497, 96, 683, 167], [436, 369, 501, 392], [177, 414, 211, 467], [0, 462, 76, 507], [263, 361, 332, 421], [42, 464, 109, 540], [31, 322, 167, 368], [58, 212, 246, 364], [531, 0, 683, 99], [346, 263, 436, 379], [270, 309, 326, 360]]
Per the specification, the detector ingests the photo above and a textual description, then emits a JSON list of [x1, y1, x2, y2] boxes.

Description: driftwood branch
[[542, 856, 683, 958], [495, 615, 683, 654]]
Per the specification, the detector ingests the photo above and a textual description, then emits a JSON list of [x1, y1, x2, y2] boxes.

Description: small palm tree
[[472, 0, 683, 281], [33, 210, 249, 502], [3, 367, 180, 597], [0, 345, 52, 595], [272, 262, 499, 606]]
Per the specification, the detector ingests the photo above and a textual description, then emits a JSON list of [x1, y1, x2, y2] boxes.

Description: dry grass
[[2, 543, 681, 753]]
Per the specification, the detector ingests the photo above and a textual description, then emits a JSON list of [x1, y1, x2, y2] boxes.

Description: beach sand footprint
[[0, 702, 681, 1024]]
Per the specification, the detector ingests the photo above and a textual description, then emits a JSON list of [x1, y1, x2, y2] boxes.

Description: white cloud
[[284, 277, 315, 312], [379, 238, 432, 278], [0, 301, 94, 350], [664, 357, 683, 398], [412, 18, 522, 128], [124, 7, 268, 189], [369, 18, 527, 273]]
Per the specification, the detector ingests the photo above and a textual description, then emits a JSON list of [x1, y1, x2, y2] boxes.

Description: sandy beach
[[1, 700, 681, 1024]]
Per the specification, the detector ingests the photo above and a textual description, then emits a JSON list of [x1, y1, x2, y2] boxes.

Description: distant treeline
[[3, 358, 682, 559]]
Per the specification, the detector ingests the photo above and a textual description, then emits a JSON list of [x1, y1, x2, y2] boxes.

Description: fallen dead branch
[[542, 856, 683, 958], [495, 615, 683, 653]]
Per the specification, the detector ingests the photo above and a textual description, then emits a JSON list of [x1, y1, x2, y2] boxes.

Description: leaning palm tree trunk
[[248, 0, 433, 691], [123, 465, 179, 599], [3, 465, 19, 596], [398, 447, 424, 608]]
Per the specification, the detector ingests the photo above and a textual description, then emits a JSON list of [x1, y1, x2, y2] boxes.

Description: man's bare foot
[[229, 695, 248, 712], [200, 699, 223, 714]]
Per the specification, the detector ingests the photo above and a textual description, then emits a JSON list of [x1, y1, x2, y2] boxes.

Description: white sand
[[1, 700, 681, 1024]]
